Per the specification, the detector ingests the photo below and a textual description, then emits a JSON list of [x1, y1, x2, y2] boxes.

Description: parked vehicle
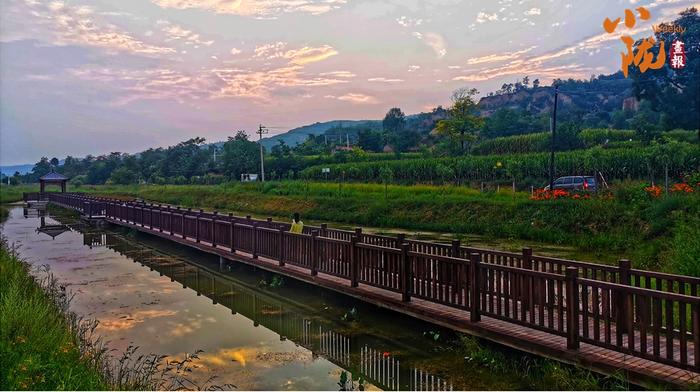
[[544, 176, 597, 192]]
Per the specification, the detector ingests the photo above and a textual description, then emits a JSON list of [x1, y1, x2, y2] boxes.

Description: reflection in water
[[3, 206, 522, 390], [79, 227, 454, 391]]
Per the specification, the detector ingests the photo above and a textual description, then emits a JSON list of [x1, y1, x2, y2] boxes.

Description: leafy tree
[[435, 88, 485, 153], [629, 7, 699, 138], [222, 131, 260, 180], [109, 166, 138, 185], [382, 108, 405, 145], [357, 129, 383, 152], [49, 157, 59, 167], [378, 166, 393, 199]]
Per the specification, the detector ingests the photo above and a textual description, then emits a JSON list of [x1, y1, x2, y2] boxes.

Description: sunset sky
[[0, 0, 695, 165]]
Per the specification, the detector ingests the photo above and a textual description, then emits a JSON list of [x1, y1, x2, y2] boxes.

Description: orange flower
[[671, 183, 693, 193], [644, 185, 662, 198]]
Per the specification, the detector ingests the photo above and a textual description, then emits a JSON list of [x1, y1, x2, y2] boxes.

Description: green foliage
[[435, 88, 484, 153], [0, 244, 106, 390], [222, 131, 260, 181]]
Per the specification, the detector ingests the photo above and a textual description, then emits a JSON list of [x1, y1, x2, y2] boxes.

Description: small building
[[39, 170, 69, 193], [240, 173, 259, 182]]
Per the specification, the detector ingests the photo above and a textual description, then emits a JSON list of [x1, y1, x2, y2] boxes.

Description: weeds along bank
[[0, 240, 108, 390], [42, 180, 699, 276]]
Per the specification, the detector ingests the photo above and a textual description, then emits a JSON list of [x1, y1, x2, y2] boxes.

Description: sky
[[0, 0, 696, 165]]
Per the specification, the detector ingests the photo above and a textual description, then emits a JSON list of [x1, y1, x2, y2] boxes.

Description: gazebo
[[39, 170, 68, 193]]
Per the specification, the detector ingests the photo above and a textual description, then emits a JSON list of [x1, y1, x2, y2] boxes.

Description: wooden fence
[[34, 192, 700, 372]]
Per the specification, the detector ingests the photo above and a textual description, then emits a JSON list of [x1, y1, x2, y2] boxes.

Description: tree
[[109, 166, 138, 185], [532, 78, 540, 89], [49, 157, 59, 167], [629, 7, 699, 138], [222, 131, 260, 180], [378, 166, 393, 199], [357, 129, 382, 152], [434, 88, 485, 153], [382, 108, 405, 145]]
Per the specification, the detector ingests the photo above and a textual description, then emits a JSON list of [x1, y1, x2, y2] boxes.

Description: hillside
[[260, 120, 380, 149]]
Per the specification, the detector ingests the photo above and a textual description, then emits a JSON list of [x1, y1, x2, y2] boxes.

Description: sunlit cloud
[[476, 11, 499, 23], [157, 20, 215, 47], [253, 42, 337, 65], [325, 93, 377, 104], [18, 1, 174, 55], [367, 77, 404, 83], [151, 0, 347, 17], [466, 46, 537, 65], [524, 7, 542, 15]]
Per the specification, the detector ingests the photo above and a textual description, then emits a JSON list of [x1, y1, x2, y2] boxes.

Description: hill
[[260, 120, 381, 149]]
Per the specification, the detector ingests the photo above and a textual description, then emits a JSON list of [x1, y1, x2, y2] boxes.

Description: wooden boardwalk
[[36, 192, 700, 388]]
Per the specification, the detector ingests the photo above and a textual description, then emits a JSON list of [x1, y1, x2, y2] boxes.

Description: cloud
[[151, 0, 347, 17], [466, 46, 537, 65], [16, 1, 174, 55], [422, 32, 447, 58], [408, 65, 421, 72], [319, 71, 355, 78], [524, 7, 541, 16], [367, 77, 404, 83], [326, 93, 377, 104], [283, 45, 338, 65], [476, 11, 499, 23], [396, 16, 423, 27], [230, 47, 242, 55], [157, 20, 214, 47], [254, 42, 338, 65]]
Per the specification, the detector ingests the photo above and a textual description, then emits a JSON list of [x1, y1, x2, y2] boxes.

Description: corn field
[[300, 144, 700, 184]]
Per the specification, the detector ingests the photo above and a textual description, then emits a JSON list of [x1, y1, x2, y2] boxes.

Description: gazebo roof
[[39, 171, 68, 181]]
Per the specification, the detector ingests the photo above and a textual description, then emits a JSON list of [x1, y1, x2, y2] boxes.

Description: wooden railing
[[32, 192, 700, 372]]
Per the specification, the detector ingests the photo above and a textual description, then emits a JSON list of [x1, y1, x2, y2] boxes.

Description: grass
[[0, 236, 230, 390], [455, 334, 634, 390], [0, 240, 107, 390], [3, 180, 700, 275]]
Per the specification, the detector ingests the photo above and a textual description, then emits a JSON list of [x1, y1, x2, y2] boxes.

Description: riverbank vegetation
[[0, 240, 108, 389], [0, 237, 224, 390]]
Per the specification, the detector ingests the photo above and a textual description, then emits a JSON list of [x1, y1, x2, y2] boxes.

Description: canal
[[1, 205, 564, 390]]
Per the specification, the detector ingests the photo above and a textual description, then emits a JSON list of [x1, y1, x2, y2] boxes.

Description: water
[[1, 205, 530, 390]]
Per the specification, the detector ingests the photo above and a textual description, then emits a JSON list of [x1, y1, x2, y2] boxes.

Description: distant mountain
[[1, 163, 34, 176], [260, 120, 381, 149]]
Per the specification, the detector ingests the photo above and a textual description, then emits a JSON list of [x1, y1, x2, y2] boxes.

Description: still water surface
[[2, 206, 533, 390]]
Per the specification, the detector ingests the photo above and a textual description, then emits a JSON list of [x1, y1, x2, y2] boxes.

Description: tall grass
[[0, 238, 230, 390], [457, 335, 631, 390], [0, 184, 37, 204]]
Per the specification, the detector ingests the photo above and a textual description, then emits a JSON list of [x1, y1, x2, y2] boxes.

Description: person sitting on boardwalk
[[289, 212, 304, 234]]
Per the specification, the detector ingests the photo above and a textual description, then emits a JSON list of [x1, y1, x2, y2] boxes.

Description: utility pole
[[549, 85, 559, 193], [256, 124, 268, 182]]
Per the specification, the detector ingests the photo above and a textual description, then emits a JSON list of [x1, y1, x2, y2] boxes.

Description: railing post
[[450, 239, 460, 257], [565, 267, 580, 350], [195, 210, 201, 243], [321, 223, 328, 237], [168, 206, 173, 235], [278, 227, 285, 266], [158, 204, 163, 232], [350, 235, 359, 287], [212, 212, 218, 248], [522, 247, 533, 307], [693, 303, 700, 372], [229, 213, 236, 253], [396, 233, 405, 248], [354, 227, 362, 241], [401, 243, 411, 302], [149, 204, 154, 229], [180, 208, 186, 239], [252, 223, 258, 259], [469, 253, 481, 322], [617, 259, 631, 335], [310, 230, 319, 276]]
